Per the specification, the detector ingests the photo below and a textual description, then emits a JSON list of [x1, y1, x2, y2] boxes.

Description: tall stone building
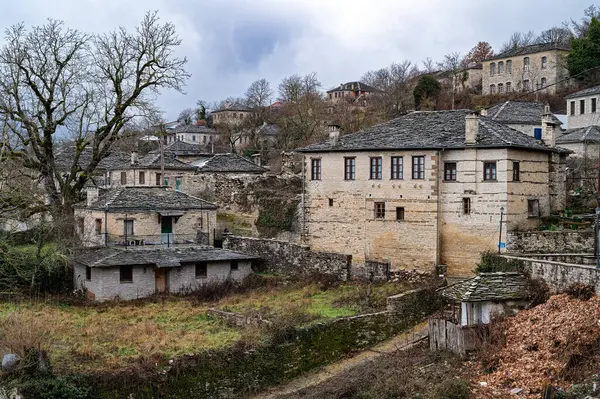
[[297, 110, 568, 277]]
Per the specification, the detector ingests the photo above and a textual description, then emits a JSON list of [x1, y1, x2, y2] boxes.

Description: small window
[[391, 156, 403, 180], [523, 80, 530, 91], [463, 198, 471, 215], [498, 83, 504, 93], [231, 260, 239, 271], [155, 173, 162, 186], [328, 198, 334, 207], [139, 171, 145, 185], [374, 202, 385, 219], [527, 199, 540, 217], [490, 62, 496, 76], [490, 84, 496, 94], [513, 162, 520, 181], [95, 219, 102, 235], [524, 57, 530, 71], [85, 266, 91, 281], [541, 56, 547, 69], [77, 217, 84, 233], [120, 171, 127, 185], [484, 162, 497, 181], [592, 98, 597, 113], [195, 261, 207, 278], [344, 157, 356, 180], [506, 60, 512, 74], [120, 265, 133, 283], [540, 77, 547, 88], [203, 136, 207, 143], [123, 220, 134, 236], [580, 99, 585, 115], [192, 135, 196, 141], [498, 61, 504, 74], [444, 162, 457, 181], [164, 177, 169, 187], [396, 207, 405, 221], [311, 158, 321, 180], [506, 82, 511, 92], [570, 101, 576, 116], [412, 156, 425, 179], [534, 127, 542, 140], [370, 157, 382, 180]]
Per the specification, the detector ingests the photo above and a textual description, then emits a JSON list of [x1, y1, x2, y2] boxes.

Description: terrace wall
[[507, 230, 594, 254]]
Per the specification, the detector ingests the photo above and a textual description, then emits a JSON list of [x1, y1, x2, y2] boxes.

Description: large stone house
[[74, 186, 218, 247], [211, 103, 253, 126], [326, 81, 379, 104], [167, 123, 219, 145], [484, 101, 563, 137], [482, 42, 570, 95], [565, 85, 600, 130], [73, 246, 254, 301], [296, 110, 568, 276]]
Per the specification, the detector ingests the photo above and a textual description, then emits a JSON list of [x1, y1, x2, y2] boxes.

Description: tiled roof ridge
[[480, 119, 513, 146]]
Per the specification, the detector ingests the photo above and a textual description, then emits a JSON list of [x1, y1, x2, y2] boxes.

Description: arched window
[[506, 60, 512, 74], [541, 56, 547, 69], [490, 84, 496, 94], [233, 113, 237, 119], [498, 83, 504, 93], [498, 61, 504, 74], [523, 80, 530, 91], [523, 57, 530, 72], [506, 82, 512, 92], [490, 63, 496, 76]]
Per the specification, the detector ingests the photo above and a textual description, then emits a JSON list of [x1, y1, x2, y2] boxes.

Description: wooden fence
[[428, 318, 486, 355]]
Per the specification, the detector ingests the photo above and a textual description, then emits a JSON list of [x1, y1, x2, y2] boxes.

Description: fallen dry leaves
[[474, 294, 600, 398]]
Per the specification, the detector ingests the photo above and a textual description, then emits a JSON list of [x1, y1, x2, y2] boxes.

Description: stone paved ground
[[252, 321, 429, 399]]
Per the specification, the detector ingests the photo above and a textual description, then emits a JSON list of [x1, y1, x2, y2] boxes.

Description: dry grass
[[0, 280, 409, 375]]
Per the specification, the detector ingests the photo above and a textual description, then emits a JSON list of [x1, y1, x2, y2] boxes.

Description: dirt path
[[251, 321, 429, 399]]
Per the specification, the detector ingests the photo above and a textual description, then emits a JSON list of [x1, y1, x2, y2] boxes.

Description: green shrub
[[11, 377, 90, 399], [475, 251, 524, 274], [434, 378, 470, 399], [565, 282, 595, 300]]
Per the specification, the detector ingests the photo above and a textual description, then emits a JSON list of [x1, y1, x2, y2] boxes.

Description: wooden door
[[155, 268, 168, 293]]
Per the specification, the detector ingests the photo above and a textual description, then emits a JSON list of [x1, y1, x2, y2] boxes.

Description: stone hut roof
[[296, 110, 560, 153], [72, 245, 256, 268], [327, 81, 379, 93], [196, 153, 267, 173], [149, 141, 213, 157], [169, 124, 217, 135], [485, 42, 570, 61], [440, 272, 530, 302], [54, 144, 133, 172], [557, 126, 600, 144], [565, 85, 600, 99], [136, 153, 198, 170], [75, 186, 217, 212], [486, 101, 562, 126], [213, 102, 252, 113]]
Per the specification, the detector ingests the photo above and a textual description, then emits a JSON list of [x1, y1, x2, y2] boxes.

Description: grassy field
[[0, 279, 408, 375]]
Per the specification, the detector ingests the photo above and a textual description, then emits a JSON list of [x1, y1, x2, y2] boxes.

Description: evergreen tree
[[567, 17, 600, 82]]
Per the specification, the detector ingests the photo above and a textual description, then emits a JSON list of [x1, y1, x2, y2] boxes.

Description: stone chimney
[[87, 187, 99, 207], [130, 151, 138, 165], [480, 108, 488, 117], [465, 113, 479, 144], [328, 124, 341, 146], [541, 104, 556, 147], [251, 153, 262, 167]]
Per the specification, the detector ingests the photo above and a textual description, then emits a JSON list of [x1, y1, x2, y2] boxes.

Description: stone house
[[296, 109, 568, 277], [565, 85, 600, 130], [211, 102, 253, 126], [167, 123, 219, 145], [482, 42, 570, 95], [72, 246, 254, 301], [556, 125, 600, 157], [484, 101, 563, 137], [439, 272, 530, 326], [148, 140, 214, 164], [74, 186, 218, 248], [326, 81, 379, 104]]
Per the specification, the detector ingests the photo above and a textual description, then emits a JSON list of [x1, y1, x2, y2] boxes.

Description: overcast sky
[[1, 0, 593, 120]]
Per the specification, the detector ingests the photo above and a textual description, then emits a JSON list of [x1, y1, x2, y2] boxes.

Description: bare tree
[[537, 27, 572, 45], [438, 52, 463, 109], [0, 12, 189, 230], [421, 58, 436, 73], [278, 72, 321, 103], [499, 30, 537, 53], [361, 61, 418, 119], [565, 5, 600, 38], [177, 108, 195, 125], [245, 78, 272, 109]]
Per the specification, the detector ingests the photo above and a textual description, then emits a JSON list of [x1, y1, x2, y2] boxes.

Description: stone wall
[[502, 254, 600, 293], [506, 230, 594, 254], [223, 235, 351, 279]]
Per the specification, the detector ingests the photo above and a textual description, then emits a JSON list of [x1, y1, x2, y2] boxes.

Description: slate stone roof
[[565, 85, 600, 99], [485, 42, 570, 61], [136, 153, 197, 170], [557, 126, 600, 144], [296, 110, 558, 153], [196, 153, 267, 173], [486, 101, 562, 125], [257, 123, 280, 137], [54, 144, 133, 172], [440, 272, 530, 302], [213, 102, 252, 113], [327, 81, 379, 93], [149, 141, 213, 157], [72, 245, 256, 268], [169, 124, 218, 135], [75, 186, 217, 211]]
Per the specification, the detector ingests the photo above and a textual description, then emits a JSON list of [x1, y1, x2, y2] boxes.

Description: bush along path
[[253, 321, 429, 399]]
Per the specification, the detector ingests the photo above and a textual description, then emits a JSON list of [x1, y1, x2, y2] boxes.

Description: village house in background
[[166, 122, 219, 145], [563, 85, 600, 131], [481, 42, 570, 95], [297, 109, 568, 277], [211, 102, 253, 125], [73, 246, 254, 301], [326, 81, 379, 104], [484, 101, 563, 138]]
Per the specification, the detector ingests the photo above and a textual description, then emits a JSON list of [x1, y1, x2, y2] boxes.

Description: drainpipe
[[436, 150, 442, 269], [104, 208, 108, 247], [301, 154, 306, 244]]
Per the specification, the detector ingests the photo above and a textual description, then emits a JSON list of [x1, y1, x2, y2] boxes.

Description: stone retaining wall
[[223, 235, 351, 280], [507, 230, 594, 254]]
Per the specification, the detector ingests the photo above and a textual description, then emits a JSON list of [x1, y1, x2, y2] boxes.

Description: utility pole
[[160, 123, 165, 186]]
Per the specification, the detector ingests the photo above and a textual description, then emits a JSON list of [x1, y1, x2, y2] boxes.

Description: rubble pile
[[479, 294, 600, 397]]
